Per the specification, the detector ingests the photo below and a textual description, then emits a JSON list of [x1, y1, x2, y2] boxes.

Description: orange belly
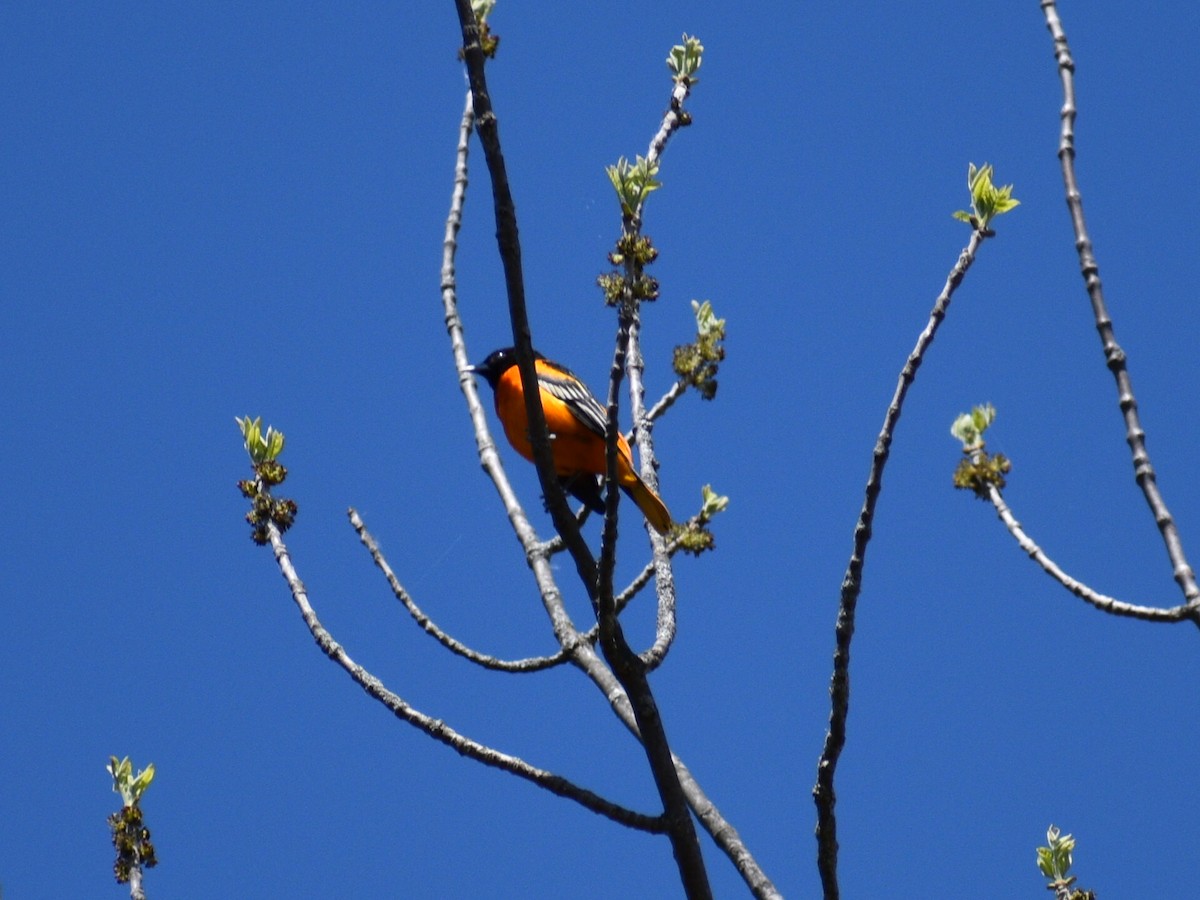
[[495, 372, 638, 486]]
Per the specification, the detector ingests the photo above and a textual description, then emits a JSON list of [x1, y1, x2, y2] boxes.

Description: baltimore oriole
[[469, 347, 672, 535]]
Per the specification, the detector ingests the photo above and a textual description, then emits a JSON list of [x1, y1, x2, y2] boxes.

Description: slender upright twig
[[624, 318, 678, 671], [617, 70, 697, 669], [596, 328, 712, 900], [454, 1, 593, 588], [453, 5, 711, 895], [814, 228, 990, 900], [1040, 0, 1200, 619]]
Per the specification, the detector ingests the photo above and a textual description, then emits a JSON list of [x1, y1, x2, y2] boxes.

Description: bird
[[469, 346, 672, 535]]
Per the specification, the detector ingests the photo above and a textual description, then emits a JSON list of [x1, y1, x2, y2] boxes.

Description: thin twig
[[570, 519, 705, 647], [587, 68, 713, 893], [644, 379, 688, 425], [594, 499, 713, 900], [613, 70, 698, 670], [266, 521, 665, 831], [625, 319, 677, 671], [454, 0, 596, 596], [1041, 0, 1200, 617], [597, 250, 713, 900], [440, 92, 472, 339], [350, 508, 571, 671], [647, 76, 695, 177], [987, 485, 1189, 622], [453, 8, 712, 896], [598, 335, 627, 622], [439, 90, 587, 661], [814, 228, 990, 900], [615, 524, 692, 614], [439, 95, 554, 567]]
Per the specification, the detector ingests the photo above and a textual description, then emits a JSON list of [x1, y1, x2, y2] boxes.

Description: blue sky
[[4, 2, 1200, 897]]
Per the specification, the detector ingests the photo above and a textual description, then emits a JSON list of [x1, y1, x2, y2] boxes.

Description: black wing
[[536, 362, 609, 438]]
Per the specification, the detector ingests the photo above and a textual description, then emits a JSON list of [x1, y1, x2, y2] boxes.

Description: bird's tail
[[622, 477, 673, 535]]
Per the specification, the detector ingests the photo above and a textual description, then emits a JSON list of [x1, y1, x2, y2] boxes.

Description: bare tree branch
[[625, 319, 678, 672], [814, 227, 991, 900], [452, 7, 712, 896], [615, 523, 694, 616], [644, 379, 688, 426], [646, 72, 696, 175], [986, 485, 1190, 622], [561, 518, 711, 654], [596, 327, 712, 900], [266, 521, 666, 831], [439, 92, 589, 668], [609, 69, 699, 670], [585, 61, 717, 893], [439, 93, 562, 576], [440, 91, 472, 348], [570, 635, 782, 899], [1040, 0, 1200, 618], [454, 0, 595, 592], [350, 508, 572, 671]]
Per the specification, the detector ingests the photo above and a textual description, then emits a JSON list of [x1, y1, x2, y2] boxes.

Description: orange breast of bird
[[493, 361, 640, 488]]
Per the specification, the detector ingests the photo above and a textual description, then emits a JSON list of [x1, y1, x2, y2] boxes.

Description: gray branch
[[350, 508, 571, 671], [1040, 0, 1200, 621], [266, 521, 665, 831], [988, 485, 1190, 622], [814, 228, 990, 900]]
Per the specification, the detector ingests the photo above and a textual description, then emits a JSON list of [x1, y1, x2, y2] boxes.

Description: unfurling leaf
[[666, 35, 704, 84], [954, 162, 1020, 230]]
